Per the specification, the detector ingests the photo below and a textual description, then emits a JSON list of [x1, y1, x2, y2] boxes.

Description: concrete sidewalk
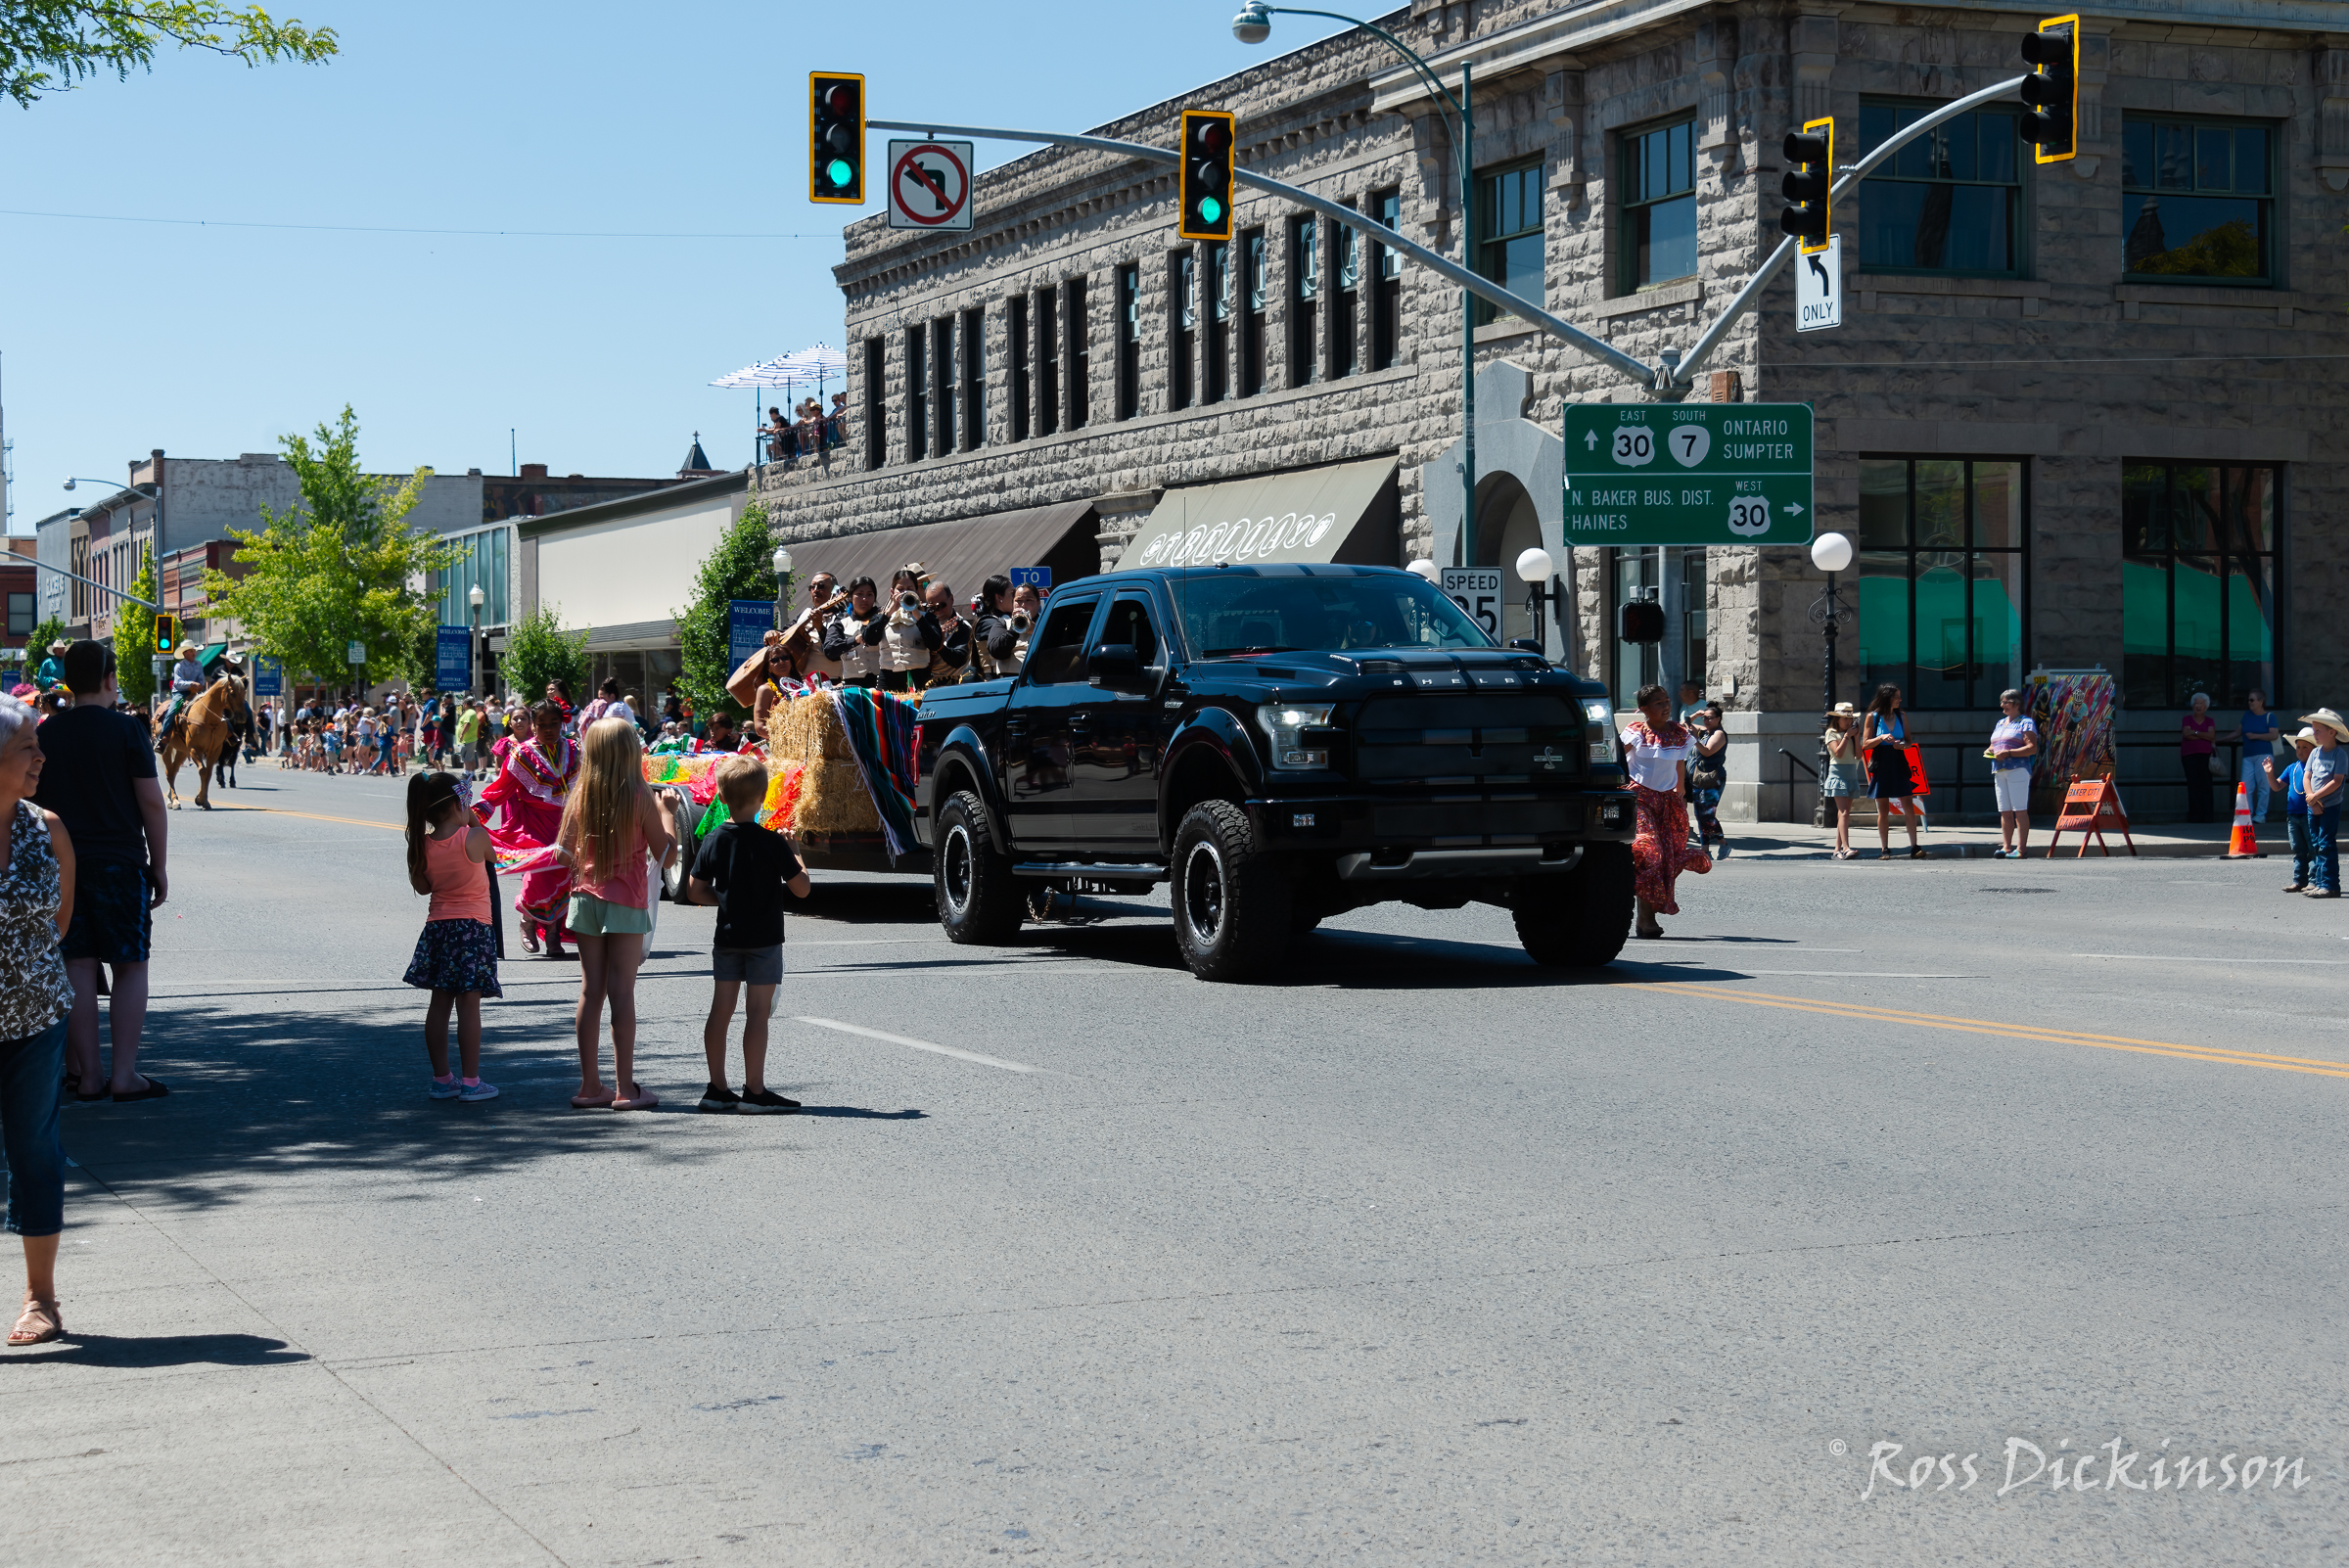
[[1711, 815, 2296, 861]]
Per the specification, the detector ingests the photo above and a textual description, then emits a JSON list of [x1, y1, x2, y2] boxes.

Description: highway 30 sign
[[1562, 401, 1815, 547]]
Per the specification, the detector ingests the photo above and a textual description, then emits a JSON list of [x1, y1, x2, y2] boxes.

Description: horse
[[160, 671, 250, 810]]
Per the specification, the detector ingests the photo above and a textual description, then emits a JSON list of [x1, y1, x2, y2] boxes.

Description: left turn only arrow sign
[[887, 139, 974, 230]]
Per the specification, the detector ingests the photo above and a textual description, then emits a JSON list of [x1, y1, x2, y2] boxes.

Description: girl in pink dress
[[478, 702, 579, 957]]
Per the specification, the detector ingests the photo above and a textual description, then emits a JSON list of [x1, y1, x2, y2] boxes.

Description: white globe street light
[[1405, 559, 1439, 583], [1514, 546, 1554, 583], [1810, 531, 1855, 575], [772, 546, 793, 578]]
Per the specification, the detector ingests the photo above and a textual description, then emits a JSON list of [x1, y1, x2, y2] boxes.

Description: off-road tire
[[1513, 842, 1635, 969], [935, 790, 1024, 945], [661, 798, 696, 901], [1171, 800, 1294, 982]]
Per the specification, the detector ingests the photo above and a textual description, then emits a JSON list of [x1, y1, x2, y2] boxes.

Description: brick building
[[758, 0, 2346, 821]]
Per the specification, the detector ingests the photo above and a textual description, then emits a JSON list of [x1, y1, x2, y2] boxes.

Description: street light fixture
[[1231, 3, 1479, 569], [1405, 558, 1439, 584], [468, 582, 486, 700], [771, 546, 793, 630], [1808, 531, 1854, 825], [1514, 546, 1557, 657]]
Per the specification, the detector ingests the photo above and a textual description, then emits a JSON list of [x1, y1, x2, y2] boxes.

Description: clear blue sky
[[2, 0, 1352, 530]]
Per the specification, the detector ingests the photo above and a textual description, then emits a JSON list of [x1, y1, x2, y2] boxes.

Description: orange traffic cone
[[2223, 781, 2263, 858]]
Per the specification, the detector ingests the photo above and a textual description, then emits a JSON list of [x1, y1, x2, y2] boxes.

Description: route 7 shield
[[1796, 233, 1842, 332]]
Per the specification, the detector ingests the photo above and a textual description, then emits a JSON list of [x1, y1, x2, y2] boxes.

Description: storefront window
[[1856, 458, 2025, 710], [436, 526, 510, 628], [2122, 462, 2277, 708]]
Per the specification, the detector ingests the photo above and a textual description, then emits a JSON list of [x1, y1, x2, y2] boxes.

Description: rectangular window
[[1065, 276, 1088, 431], [1036, 285, 1060, 437], [2122, 462, 2279, 708], [1117, 263, 1141, 421], [1205, 240, 1230, 404], [1289, 214, 1318, 389], [1371, 188, 1402, 370], [1241, 228, 1267, 396], [1621, 117, 1696, 291], [2123, 115, 2274, 284], [904, 326, 928, 462], [1610, 546, 1661, 713], [435, 527, 511, 627], [961, 307, 985, 450], [1330, 212, 1359, 379], [1856, 458, 2028, 711], [1474, 160, 1543, 325], [863, 337, 885, 469], [1008, 295, 1030, 442], [1170, 250, 1196, 410], [933, 317, 955, 457], [1858, 100, 2021, 275], [8, 591, 33, 635]]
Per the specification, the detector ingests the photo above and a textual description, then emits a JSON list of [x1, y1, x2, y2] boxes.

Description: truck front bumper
[[1245, 788, 1637, 869]]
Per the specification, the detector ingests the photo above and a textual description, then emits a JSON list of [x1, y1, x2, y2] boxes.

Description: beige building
[[760, 0, 2345, 821]]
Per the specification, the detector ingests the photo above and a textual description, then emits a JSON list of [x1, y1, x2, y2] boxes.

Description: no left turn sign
[[887, 139, 974, 231]]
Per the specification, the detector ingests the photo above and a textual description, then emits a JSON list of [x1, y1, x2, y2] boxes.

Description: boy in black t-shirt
[[686, 756, 811, 1112]]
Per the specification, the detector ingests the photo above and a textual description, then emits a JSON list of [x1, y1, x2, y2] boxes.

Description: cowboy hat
[[48, 639, 69, 653], [1827, 701, 1857, 715], [2299, 709, 2348, 741], [2288, 727, 2319, 747]]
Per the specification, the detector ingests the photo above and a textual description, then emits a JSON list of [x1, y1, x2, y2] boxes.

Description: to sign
[[1009, 566, 1052, 591], [1796, 234, 1843, 333], [886, 139, 974, 231], [1563, 401, 1816, 547], [1440, 568, 1502, 638]]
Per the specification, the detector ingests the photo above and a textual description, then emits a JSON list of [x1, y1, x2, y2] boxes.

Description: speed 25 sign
[[1440, 568, 1502, 637]]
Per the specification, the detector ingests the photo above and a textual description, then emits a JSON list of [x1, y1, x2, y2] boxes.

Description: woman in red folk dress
[[1620, 682, 1711, 940], [478, 701, 580, 958]]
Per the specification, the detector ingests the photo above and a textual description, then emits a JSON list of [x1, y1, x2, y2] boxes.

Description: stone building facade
[[758, 0, 2346, 821]]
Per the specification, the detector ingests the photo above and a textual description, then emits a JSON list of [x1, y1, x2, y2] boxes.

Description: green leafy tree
[[202, 405, 457, 696], [113, 543, 159, 705], [673, 500, 781, 720], [501, 602, 589, 707], [25, 613, 65, 660], [1, 1, 336, 108]]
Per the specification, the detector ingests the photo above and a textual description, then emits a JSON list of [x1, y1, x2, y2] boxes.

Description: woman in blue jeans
[[0, 691, 76, 1345]]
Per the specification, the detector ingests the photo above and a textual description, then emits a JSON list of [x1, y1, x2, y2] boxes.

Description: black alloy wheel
[[935, 789, 1023, 944], [1512, 841, 1635, 968], [1170, 799, 1293, 982]]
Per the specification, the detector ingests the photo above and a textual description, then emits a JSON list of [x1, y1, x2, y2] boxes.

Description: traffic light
[[1178, 109, 1236, 242], [2018, 14, 2079, 162], [153, 614, 176, 656], [808, 71, 865, 204], [1779, 117, 1833, 253]]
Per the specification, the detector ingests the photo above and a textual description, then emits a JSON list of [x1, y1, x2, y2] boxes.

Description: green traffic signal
[[808, 71, 865, 205], [1178, 108, 1237, 242], [827, 158, 854, 190], [1199, 195, 1222, 226]]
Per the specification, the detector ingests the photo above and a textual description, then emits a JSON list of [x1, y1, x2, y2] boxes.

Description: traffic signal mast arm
[[21, 554, 161, 612], [868, 116, 1653, 385], [1671, 71, 2030, 391]]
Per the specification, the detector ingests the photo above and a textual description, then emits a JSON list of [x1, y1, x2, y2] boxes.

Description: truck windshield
[[1174, 574, 1495, 658]]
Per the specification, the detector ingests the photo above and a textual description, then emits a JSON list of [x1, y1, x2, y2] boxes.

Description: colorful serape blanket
[[691, 760, 806, 841], [829, 686, 922, 857], [642, 752, 727, 807]]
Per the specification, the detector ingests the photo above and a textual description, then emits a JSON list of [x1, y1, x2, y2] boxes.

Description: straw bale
[[763, 693, 877, 832], [770, 692, 854, 765]]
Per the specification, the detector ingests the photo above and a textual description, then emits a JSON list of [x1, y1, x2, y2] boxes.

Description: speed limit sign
[[1440, 568, 1503, 639]]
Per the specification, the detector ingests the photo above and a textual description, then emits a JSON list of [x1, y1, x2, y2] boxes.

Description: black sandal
[[112, 1077, 168, 1103]]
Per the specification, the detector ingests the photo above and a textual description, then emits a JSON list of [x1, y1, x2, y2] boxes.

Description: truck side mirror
[[1506, 638, 1544, 657], [1086, 643, 1144, 692]]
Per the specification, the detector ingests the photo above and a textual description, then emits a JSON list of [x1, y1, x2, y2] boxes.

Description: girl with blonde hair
[[553, 717, 674, 1109]]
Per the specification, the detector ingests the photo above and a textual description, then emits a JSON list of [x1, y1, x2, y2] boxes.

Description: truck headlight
[[1584, 699, 1615, 762], [1257, 703, 1334, 768]]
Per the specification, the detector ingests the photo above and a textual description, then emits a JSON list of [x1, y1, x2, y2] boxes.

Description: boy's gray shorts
[[713, 945, 785, 986]]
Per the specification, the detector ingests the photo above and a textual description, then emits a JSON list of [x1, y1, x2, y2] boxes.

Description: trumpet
[[898, 591, 922, 614], [1008, 611, 1033, 635]]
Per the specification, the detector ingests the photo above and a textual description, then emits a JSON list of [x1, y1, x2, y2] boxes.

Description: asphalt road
[[6, 762, 2345, 1566]]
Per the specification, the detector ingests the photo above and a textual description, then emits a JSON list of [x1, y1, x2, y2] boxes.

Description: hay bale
[[765, 693, 876, 833]]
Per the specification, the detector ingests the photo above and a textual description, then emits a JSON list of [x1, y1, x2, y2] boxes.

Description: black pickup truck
[[911, 564, 1637, 981]]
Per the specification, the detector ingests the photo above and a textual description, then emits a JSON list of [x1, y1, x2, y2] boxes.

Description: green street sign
[[1563, 401, 1815, 547]]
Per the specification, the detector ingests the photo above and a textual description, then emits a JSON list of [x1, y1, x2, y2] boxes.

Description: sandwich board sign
[[1796, 234, 1843, 332]]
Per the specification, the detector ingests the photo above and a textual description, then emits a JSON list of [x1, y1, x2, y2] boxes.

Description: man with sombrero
[[2297, 708, 2345, 899]]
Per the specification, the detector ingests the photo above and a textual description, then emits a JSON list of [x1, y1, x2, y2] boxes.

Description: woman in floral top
[[0, 691, 77, 1345], [478, 701, 581, 957], [1620, 683, 1711, 939]]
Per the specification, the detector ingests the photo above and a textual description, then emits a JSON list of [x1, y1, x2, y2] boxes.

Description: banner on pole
[[729, 600, 774, 672], [435, 626, 473, 691]]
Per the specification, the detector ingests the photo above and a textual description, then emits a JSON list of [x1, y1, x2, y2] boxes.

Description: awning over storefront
[[786, 499, 1099, 605], [1114, 458, 1399, 573], [198, 643, 230, 669]]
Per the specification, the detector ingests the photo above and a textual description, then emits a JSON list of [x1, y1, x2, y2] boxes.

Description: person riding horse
[[160, 640, 208, 743]]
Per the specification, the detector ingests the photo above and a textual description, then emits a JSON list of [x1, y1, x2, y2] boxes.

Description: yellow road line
[[208, 804, 401, 832], [1627, 983, 2349, 1082]]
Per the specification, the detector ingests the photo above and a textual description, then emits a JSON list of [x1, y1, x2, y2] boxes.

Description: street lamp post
[[1514, 546, 1558, 657], [1233, 3, 1477, 568], [468, 583, 486, 700], [771, 546, 793, 632], [1809, 531, 1854, 826]]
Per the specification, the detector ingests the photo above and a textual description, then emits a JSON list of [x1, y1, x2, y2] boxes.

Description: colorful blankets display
[[691, 760, 806, 841], [642, 751, 728, 807], [828, 686, 922, 856]]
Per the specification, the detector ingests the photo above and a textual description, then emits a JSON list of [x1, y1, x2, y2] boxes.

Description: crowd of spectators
[[761, 394, 849, 468]]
